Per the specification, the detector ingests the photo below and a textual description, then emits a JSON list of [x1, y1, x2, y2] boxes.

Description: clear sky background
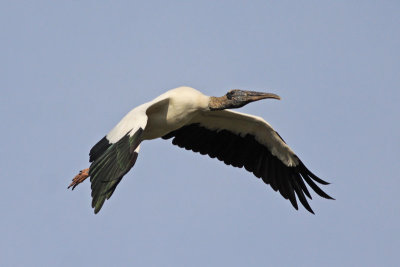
[[1, 1, 399, 266]]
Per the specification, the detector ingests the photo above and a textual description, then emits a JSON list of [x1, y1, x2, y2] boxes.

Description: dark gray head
[[209, 89, 281, 110]]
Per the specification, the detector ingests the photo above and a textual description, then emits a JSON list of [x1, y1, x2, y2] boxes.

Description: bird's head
[[209, 89, 281, 110]]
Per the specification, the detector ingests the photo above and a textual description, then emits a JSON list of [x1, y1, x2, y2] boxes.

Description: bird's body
[[105, 87, 208, 143], [69, 86, 333, 214]]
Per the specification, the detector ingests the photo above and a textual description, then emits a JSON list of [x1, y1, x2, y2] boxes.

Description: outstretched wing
[[89, 129, 143, 213], [88, 106, 148, 214], [162, 109, 333, 213]]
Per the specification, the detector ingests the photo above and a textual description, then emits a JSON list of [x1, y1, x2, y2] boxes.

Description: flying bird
[[69, 86, 333, 214]]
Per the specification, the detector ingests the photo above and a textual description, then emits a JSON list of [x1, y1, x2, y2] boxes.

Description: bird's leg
[[68, 168, 90, 190]]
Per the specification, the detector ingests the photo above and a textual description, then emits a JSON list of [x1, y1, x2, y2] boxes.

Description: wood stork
[[69, 86, 333, 214]]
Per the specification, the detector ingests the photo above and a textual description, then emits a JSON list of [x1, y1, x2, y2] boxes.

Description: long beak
[[245, 91, 281, 101]]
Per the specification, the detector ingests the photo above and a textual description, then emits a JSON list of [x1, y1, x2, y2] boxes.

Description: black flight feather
[[89, 128, 143, 214], [89, 136, 111, 162], [162, 123, 332, 213]]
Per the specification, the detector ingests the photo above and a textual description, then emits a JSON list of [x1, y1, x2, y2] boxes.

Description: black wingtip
[[300, 198, 315, 214], [92, 198, 105, 214], [300, 161, 331, 185], [311, 176, 330, 185], [289, 199, 299, 211]]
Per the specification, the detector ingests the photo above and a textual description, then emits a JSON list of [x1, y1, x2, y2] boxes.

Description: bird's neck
[[209, 96, 230, 110]]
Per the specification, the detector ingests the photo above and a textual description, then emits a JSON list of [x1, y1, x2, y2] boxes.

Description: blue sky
[[1, 1, 399, 266]]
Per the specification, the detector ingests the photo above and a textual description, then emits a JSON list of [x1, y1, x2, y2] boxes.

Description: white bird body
[[70, 86, 333, 214], [107, 87, 209, 142]]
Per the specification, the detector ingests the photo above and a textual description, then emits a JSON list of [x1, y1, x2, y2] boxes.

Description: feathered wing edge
[[162, 111, 333, 213], [86, 100, 166, 213], [89, 136, 111, 163], [89, 128, 143, 214]]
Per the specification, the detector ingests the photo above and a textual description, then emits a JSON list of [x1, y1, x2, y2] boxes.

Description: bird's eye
[[226, 91, 234, 100]]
